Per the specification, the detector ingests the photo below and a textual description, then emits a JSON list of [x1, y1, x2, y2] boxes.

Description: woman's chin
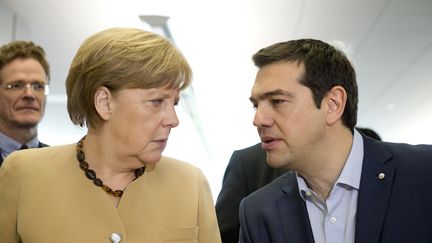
[[138, 154, 162, 165]]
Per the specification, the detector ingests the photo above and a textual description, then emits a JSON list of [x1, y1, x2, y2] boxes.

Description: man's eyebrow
[[250, 89, 295, 102], [7, 79, 47, 84]]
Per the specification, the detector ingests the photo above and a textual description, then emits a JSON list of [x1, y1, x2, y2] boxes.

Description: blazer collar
[[355, 136, 395, 243]]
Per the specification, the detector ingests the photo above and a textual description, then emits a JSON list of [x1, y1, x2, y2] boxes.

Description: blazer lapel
[[355, 138, 395, 243], [276, 173, 315, 243]]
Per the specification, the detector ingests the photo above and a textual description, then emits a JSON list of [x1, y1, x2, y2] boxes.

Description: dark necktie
[[20, 144, 28, 150]]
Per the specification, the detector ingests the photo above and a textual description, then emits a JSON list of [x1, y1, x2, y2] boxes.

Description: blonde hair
[[66, 27, 192, 128]]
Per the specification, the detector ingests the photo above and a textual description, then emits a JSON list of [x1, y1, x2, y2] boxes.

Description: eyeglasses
[[0, 81, 49, 95]]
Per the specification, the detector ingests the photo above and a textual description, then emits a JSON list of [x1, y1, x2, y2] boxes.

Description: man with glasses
[[0, 41, 50, 166]]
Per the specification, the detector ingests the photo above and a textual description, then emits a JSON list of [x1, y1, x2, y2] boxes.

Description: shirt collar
[[0, 132, 40, 158], [297, 130, 364, 199], [336, 129, 364, 190]]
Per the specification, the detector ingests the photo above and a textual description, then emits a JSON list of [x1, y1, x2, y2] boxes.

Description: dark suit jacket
[[0, 141, 48, 166], [239, 136, 432, 243], [216, 143, 288, 243]]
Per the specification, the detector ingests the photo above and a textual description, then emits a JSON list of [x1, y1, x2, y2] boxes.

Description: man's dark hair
[[252, 39, 358, 131]]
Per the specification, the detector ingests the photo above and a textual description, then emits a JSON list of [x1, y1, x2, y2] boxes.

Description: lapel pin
[[378, 172, 385, 180]]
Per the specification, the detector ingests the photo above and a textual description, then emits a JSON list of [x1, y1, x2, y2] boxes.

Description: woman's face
[[106, 86, 180, 165]]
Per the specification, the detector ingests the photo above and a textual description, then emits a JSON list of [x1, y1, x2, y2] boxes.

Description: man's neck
[[0, 125, 38, 145], [298, 128, 354, 200]]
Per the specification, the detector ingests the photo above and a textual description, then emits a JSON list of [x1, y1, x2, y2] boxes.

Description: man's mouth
[[260, 136, 281, 149], [17, 106, 39, 111]]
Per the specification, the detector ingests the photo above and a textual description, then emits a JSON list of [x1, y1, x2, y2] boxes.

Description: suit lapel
[[38, 142, 48, 148], [355, 137, 395, 243], [275, 173, 315, 243]]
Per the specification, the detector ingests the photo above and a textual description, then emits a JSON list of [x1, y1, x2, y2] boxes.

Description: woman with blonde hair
[[0, 27, 221, 243]]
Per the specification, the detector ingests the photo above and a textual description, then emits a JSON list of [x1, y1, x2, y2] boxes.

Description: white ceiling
[[1, 0, 432, 194]]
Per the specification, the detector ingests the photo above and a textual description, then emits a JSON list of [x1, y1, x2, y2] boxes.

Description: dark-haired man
[[240, 39, 432, 243]]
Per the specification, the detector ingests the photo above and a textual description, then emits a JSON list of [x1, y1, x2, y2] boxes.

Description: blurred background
[[1, 0, 431, 198]]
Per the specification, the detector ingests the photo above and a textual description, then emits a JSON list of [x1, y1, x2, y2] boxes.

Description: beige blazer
[[0, 144, 221, 243]]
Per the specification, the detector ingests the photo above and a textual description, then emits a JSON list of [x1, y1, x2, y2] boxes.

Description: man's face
[[0, 58, 48, 131], [250, 61, 327, 170]]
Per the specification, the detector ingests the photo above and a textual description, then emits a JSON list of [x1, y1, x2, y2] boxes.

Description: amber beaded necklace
[[76, 136, 145, 197]]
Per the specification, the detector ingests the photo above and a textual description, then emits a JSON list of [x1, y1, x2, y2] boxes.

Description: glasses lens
[[2, 81, 49, 95]]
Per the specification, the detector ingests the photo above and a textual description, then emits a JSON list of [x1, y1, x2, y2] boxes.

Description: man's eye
[[271, 99, 285, 105], [32, 83, 45, 90], [8, 83, 24, 89]]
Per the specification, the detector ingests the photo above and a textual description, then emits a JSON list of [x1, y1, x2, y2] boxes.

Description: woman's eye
[[150, 99, 164, 105]]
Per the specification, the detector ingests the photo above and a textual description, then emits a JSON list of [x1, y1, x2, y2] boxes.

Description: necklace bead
[[76, 136, 145, 197]]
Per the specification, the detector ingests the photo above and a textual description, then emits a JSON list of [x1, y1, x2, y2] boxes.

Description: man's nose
[[253, 104, 273, 128], [23, 84, 36, 97]]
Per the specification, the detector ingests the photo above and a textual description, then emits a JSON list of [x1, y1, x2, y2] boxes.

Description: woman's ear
[[94, 86, 112, 121], [325, 85, 347, 125]]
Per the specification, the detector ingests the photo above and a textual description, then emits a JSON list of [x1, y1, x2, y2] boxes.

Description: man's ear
[[94, 86, 112, 121], [325, 85, 347, 125]]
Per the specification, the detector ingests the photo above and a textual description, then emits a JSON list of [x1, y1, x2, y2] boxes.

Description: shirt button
[[110, 233, 122, 243], [329, 217, 337, 224], [305, 191, 312, 197]]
